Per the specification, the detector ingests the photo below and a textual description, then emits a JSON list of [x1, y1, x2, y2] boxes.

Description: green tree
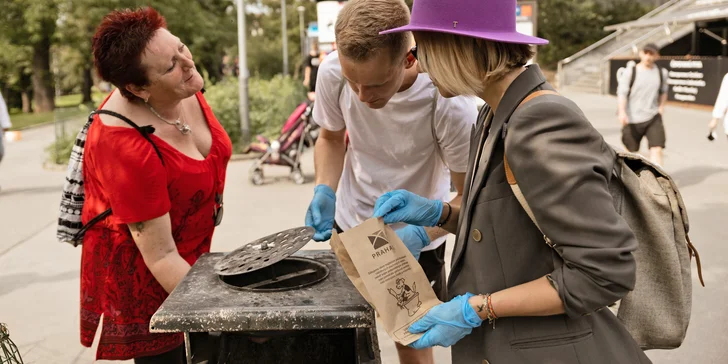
[[0, 37, 32, 112], [146, 0, 237, 83], [56, 0, 237, 102], [56, 0, 115, 103], [0, 0, 58, 112], [602, 0, 652, 30], [244, 0, 318, 79], [538, 0, 651, 68]]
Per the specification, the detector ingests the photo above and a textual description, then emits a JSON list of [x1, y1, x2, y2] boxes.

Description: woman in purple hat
[[373, 0, 651, 363]]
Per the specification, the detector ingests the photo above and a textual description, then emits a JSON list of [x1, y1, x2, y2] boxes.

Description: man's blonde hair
[[415, 32, 534, 96], [335, 0, 411, 64]]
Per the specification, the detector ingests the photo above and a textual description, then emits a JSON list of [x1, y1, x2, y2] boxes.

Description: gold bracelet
[[485, 293, 498, 329]]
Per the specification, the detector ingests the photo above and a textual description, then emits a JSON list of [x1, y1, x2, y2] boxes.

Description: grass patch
[[45, 134, 75, 165], [8, 91, 109, 130], [9, 111, 56, 130]]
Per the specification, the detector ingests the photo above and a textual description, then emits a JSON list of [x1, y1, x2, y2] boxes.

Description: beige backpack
[[505, 90, 704, 350]]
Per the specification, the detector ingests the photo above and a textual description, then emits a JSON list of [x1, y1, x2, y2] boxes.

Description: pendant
[[180, 124, 192, 135]]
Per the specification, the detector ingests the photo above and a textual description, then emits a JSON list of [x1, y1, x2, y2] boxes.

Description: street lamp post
[[236, 0, 250, 145], [298, 6, 306, 63], [281, 0, 289, 76]]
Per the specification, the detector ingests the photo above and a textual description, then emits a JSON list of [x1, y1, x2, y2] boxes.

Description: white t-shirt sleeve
[[433, 95, 478, 173], [616, 65, 634, 99], [0, 91, 12, 129], [312, 52, 346, 131], [712, 73, 728, 119]]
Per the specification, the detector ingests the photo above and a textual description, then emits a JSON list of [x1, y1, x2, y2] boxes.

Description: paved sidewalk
[[0, 91, 726, 363]]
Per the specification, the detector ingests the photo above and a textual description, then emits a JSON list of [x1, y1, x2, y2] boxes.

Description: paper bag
[[330, 218, 441, 345]]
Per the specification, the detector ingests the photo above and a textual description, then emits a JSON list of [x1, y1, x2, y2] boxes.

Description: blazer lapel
[[456, 106, 490, 236], [449, 65, 549, 280], [450, 114, 505, 271]]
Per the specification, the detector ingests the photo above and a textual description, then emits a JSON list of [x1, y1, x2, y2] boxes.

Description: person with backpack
[[617, 43, 669, 166], [304, 0, 476, 362], [59, 8, 232, 363], [371, 0, 655, 363]]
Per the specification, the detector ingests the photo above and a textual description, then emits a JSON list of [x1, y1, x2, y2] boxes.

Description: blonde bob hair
[[414, 32, 534, 96]]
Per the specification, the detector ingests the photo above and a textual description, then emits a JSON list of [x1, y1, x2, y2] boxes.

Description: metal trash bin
[[151, 227, 380, 364]]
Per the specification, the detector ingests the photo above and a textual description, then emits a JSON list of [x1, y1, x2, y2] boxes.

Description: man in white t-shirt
[[303, 0, 476, 362]]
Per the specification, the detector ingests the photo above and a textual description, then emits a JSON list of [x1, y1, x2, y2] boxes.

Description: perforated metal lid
[[214, 226, 315, 276]]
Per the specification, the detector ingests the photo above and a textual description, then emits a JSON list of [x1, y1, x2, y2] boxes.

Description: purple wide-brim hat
[[380, 0, 548, 46]]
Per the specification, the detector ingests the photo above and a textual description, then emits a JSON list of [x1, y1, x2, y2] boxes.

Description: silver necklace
[[146, 103, 192, 135]]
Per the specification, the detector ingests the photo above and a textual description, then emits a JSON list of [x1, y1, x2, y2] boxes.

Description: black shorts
[[622, 113, 666, 152], [333, 222, 447, 301]]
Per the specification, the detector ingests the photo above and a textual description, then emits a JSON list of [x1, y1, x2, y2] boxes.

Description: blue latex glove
[[373, 190, 443, 227], [408, 293, 483, 349], [305, 184, 337, 241], [394, 225, 430, 260]]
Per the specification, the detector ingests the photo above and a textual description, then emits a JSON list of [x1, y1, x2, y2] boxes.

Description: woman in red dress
[[80, 7, 232, 362]]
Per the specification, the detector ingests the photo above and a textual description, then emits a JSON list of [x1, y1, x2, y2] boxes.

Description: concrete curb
[[230, 153, 263, 162], [42, 162, 68, 172], [42, 153, 263, 171], [12, 120, 56, 132]]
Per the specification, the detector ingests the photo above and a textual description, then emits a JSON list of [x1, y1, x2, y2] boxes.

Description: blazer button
[[482, 360, 490, 364], [472, 229, 482, 242]]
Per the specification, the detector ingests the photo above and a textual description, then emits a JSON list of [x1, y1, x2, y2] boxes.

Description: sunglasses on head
[[409, 46, 418, 60]]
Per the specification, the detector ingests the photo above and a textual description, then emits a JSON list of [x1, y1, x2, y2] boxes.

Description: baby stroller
[[245, 100, 319, 185]]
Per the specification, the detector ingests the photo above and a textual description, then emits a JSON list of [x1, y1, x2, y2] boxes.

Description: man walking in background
[[304, 0, 477, 362], [617, 43, 669, 166]]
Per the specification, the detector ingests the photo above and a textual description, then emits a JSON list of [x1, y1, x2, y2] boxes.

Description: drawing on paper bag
[[388, 278, 422, 317], [330, 218, 441, 345]]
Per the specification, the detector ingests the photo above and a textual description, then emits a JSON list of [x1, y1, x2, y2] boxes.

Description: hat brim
[[380, 25, 549, 45]]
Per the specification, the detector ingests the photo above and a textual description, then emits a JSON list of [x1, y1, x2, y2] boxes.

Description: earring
[[144, 96, 149, 103]]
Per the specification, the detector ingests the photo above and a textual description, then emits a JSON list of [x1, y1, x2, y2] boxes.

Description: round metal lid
[[214, 226, 315, 276]]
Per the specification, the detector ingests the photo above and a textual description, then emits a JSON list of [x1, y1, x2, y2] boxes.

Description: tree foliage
[[1, 0, 240, 111], [0, 0, 59, 112], [244, 0, 318, 79], [537, 0, 652, 68]]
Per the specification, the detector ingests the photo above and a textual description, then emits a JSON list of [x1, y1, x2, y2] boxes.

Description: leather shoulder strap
[[431, 88, 446, 164], [503, 89, 560, 237]]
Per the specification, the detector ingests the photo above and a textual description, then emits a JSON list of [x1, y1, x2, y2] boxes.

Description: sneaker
[[708, 131, 716, 141]]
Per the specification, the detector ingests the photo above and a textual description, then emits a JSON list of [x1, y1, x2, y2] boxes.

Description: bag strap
[[71, 109, 166, 242], [94, 109, 165, 165], [503, 90, 560, 243], [627, 64, 637, 98], [658, 67, 665, 96], [627, 64, 665, 98], [430, 88, 446, 165]]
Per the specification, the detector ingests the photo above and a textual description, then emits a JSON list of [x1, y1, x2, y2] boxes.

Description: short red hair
[[92, 7, 167, 101]]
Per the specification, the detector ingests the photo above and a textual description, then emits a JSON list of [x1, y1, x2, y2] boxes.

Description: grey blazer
[[448, 65, 651, 364]]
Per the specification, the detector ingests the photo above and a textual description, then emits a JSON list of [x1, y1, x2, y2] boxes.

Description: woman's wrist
[[469, 292, 499, 326]]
